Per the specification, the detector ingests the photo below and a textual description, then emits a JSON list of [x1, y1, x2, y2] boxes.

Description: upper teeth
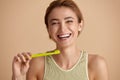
[[58, 34, 70, 38]]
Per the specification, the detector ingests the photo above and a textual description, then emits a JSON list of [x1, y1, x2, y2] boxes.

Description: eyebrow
[[64, 17, 74, 20]]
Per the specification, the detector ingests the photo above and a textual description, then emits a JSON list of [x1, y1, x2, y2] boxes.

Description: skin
[[12, 7, 108, 80]]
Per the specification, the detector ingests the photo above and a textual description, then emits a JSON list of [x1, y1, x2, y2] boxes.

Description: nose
[[59, 22, 66, 32]]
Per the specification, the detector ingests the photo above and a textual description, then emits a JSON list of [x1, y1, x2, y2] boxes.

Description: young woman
[[12, 0, 108, 80]]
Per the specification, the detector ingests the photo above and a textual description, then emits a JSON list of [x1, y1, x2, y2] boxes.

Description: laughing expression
[[47, 7, 82, 47]]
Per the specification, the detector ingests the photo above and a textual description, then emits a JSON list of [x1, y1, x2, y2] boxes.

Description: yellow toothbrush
[[31, 50, 60, 58]]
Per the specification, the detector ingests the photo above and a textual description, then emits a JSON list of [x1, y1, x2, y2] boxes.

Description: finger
[[22, 52, 32, 61], [27, 52, 32, 56], [13, 55, 22, 66], [27, 52, 32, 60], [14, 55, 21, 62], [23, 52, 32, 65], [17, 53, 26, 63]]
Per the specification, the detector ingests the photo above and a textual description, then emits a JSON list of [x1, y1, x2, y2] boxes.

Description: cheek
[[48, 27, 57, 36], [70, 24, 79, 32], [70, 25, 80, 37]]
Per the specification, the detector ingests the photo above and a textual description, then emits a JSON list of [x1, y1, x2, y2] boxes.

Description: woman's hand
[[12, 52, 32, 80]]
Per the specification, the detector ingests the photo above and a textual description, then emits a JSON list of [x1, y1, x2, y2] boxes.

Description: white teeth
[[58, 33, 71, 38], [60, 34, 69, 37]]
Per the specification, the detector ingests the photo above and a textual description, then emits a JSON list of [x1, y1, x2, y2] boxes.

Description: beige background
[[0, 0, 120, 80]]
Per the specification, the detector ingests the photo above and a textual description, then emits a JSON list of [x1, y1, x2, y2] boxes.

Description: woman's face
[[47, 7, 82, 48]]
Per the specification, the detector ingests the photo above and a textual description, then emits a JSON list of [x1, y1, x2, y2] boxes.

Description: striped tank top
[[43, 51, 89, 80]]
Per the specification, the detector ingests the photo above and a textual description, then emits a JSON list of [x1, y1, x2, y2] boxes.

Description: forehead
[[48, 6, 78, 21]]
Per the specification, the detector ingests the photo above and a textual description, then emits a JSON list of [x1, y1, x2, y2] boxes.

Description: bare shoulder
[[29, 57, 45, 73], [26, 57, 45, 80], [88, 54, 107, 68], [88, 54, 108, 80]]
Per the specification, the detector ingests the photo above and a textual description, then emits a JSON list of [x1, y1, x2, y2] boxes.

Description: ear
[[78, 20, 83, 32]]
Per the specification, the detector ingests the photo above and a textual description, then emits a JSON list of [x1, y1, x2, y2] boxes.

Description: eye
[[51, 21, 59, 26], [66, 20, 73, 23]]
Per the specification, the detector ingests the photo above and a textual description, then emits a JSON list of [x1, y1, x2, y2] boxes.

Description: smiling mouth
[[57, 33, 71, 39]]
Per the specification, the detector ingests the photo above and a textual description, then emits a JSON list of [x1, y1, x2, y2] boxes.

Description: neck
[[57, 44, 79, 57], [53, 43, 81, 70]]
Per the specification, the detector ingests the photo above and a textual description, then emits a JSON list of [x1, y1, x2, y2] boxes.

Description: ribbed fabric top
[[43, 51, 89, 80]]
